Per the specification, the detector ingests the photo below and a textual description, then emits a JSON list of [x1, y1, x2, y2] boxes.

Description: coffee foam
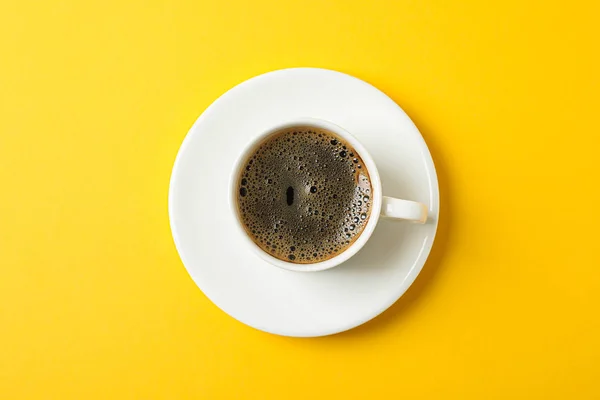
[[237, 126, 372, 264]]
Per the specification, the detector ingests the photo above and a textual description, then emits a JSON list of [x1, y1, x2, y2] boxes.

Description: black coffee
[[236, 126, 373, 264]]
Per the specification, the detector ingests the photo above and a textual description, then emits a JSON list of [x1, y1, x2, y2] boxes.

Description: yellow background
[[1, 0, 599, 398]]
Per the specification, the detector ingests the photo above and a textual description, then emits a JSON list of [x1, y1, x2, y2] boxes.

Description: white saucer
[[169, 68, 439, 337]]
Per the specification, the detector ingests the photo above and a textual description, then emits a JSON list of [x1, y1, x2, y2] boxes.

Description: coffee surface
[[236, 126, 372, 264]]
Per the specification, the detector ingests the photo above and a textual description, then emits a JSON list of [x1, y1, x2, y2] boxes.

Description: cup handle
[[381, 196, 428, 223]]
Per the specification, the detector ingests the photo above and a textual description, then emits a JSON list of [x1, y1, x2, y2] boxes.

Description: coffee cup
[[230, 117, 427, 272]]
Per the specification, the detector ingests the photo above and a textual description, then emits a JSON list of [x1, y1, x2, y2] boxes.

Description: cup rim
[[228, 117, 383, 272]]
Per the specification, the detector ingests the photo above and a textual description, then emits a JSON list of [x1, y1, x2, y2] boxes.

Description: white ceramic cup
[[230, 117, 428, 272]]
